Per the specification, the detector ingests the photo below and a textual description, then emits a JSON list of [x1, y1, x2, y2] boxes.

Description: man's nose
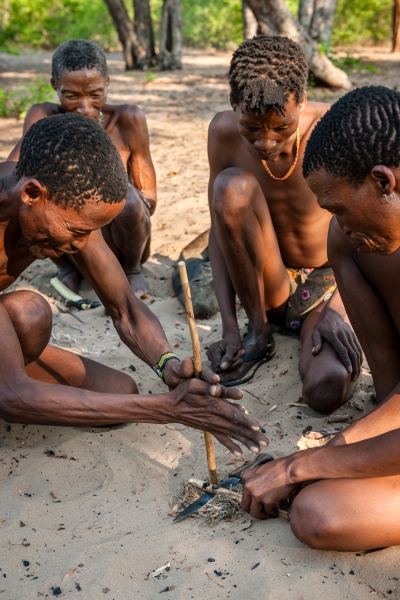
[[254, 138, 276, 152], [75, 101, 92, 116]]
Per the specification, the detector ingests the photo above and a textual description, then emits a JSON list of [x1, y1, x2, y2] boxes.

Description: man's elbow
[[0, 381, 31, 424]]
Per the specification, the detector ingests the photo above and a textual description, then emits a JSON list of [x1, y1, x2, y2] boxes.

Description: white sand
[[0, 49, 399, 599]]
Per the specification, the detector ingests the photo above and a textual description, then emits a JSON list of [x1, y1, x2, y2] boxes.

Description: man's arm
[[0, 298, 268, 453], [7, 103, 57, 161], [242, 426, 400, 518], [121, 106, 157, 215], [73, 228, 178, 382]]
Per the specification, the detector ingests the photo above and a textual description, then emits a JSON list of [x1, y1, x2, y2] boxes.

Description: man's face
[[232, 94, 306, 161], [19, 188, 124, 260], [307, 168, 400, 255], [53, 68, 109, 121]]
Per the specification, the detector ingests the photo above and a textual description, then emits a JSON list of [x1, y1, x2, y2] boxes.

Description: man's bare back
[[209, 100, 330, 268]]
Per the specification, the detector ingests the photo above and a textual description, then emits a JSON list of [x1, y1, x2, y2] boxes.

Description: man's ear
[[20, 179, 48, 207], [50, 77, 57, 91], [370, 165, 397, 196], [299, 92, 307, 113]]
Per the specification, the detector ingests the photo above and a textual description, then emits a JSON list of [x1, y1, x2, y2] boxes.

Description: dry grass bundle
[[171, 481, 244, 525]]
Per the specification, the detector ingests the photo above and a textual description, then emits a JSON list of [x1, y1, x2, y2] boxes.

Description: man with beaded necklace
[[207, 35, 361, 413]]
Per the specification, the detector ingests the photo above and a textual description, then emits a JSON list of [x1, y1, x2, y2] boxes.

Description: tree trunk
[[242, 1, 258, 40], [103, 0, 148, 69], [309, 0, 337, 47], [133, 0, 156, 67], [298, 0, 314, 32], [158, 0, 182, 70], [393, 0, 400, 52], [246, 0, 350, 89]]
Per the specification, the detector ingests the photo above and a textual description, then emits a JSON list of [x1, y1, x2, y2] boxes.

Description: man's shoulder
[[109, 104, 146, 129], [26, 103, 60, 120], [301, 101, 330, 139], [209, 110, 239, 144]]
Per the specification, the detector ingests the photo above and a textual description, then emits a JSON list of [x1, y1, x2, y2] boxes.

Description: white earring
[[384, 192, 396, 203]]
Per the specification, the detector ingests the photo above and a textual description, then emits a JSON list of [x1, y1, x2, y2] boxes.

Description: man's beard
[[28, 244, 50, 259]]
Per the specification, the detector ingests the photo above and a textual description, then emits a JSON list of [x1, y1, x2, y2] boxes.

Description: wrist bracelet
[[152, 352, 180, 380]]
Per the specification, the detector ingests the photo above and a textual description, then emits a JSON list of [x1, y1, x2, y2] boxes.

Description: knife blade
[[173, 452, 274, 523]]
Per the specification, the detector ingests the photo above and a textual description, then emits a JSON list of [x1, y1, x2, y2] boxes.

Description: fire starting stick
[[178, 261, 218, 485]]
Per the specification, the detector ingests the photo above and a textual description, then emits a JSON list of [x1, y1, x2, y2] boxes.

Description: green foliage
[[0, 0, 118, 50], [0, 0, 393, 54], [332, 0, 392, 46], [144, 68, 157, 83], [0, 78, 55, 117], [181, 0, 243, 48]]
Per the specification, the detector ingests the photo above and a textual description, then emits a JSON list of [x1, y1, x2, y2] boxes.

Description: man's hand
[[167, 378, 268, 456], [162, 356, 243, 389], [206, 334, 244, 373], [311, 307, 363, 381], [241, 456, 299, 519]]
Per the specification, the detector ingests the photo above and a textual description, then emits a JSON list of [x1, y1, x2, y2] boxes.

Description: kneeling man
[[207, 35, 362, 412], [242, 85, 400, 551], [0, 113, 267, 458]]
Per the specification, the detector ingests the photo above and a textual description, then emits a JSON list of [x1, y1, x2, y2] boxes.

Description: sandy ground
[[1, 48, 400, 599]]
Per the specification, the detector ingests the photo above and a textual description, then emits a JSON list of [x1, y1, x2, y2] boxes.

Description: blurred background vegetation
[[0, 0, 393, 54]]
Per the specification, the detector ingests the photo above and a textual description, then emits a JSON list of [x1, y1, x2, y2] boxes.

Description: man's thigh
[[26, 345, 137, 394], [291, 474, 400, 551]]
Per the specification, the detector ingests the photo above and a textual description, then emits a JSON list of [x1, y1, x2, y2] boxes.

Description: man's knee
[[1, 291, 52, 362], [302, 367, 350, 414], [290, 489, 339, 550], [120, 187, 151, 227], [212, 168, 259, 221]]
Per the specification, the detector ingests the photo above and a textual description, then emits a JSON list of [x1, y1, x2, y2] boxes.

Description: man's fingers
[[206, 343, 224, 367], [331, 340, 352, 373], [201, 365, 220, 385], [220, 345, 241, 370], [213, 432, 243, 457], [218, 385, 244, 401], [311, 329, 323, 355]]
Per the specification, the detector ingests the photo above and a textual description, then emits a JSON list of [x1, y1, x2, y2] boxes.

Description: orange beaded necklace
[[261, 127, 301, 181]]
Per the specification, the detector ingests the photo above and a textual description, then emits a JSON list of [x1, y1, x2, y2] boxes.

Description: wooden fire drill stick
[[178, 261, 218, 485]]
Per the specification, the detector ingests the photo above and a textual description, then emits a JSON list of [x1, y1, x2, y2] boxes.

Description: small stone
[[129, 365, 136, 372], [207, 558, 215, 562], [251, 563, 260, 570], [103, 588, 110, 593], [22, 560, 29, 567], [53, 587, 62, 596], [349, 570, 354, 575]]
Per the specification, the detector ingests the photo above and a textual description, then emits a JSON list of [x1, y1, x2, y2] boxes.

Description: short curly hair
[[303, 86, 400, 186], [52, 39, 108, 86], [15, 113, 128, 211], [228, 36, 309, 116]]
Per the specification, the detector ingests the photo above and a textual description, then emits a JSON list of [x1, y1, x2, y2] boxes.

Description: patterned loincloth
[[284, 265, 337, 331]]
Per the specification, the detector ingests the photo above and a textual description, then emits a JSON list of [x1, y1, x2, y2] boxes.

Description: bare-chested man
[[241, 85, 400, 551], [0, 112, 268, 458], [9, 39, 154, 296], [207, 36, 362, 412]]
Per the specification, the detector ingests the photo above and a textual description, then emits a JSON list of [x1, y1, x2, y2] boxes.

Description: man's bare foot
[[58, 267, 83, 295], [214, 327, 275, 386], [126, 270, 150, 296]]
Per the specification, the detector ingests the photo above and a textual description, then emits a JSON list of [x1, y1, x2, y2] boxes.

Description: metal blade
[[172, 453, 275, 524], [173, 477, 240, 523]]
